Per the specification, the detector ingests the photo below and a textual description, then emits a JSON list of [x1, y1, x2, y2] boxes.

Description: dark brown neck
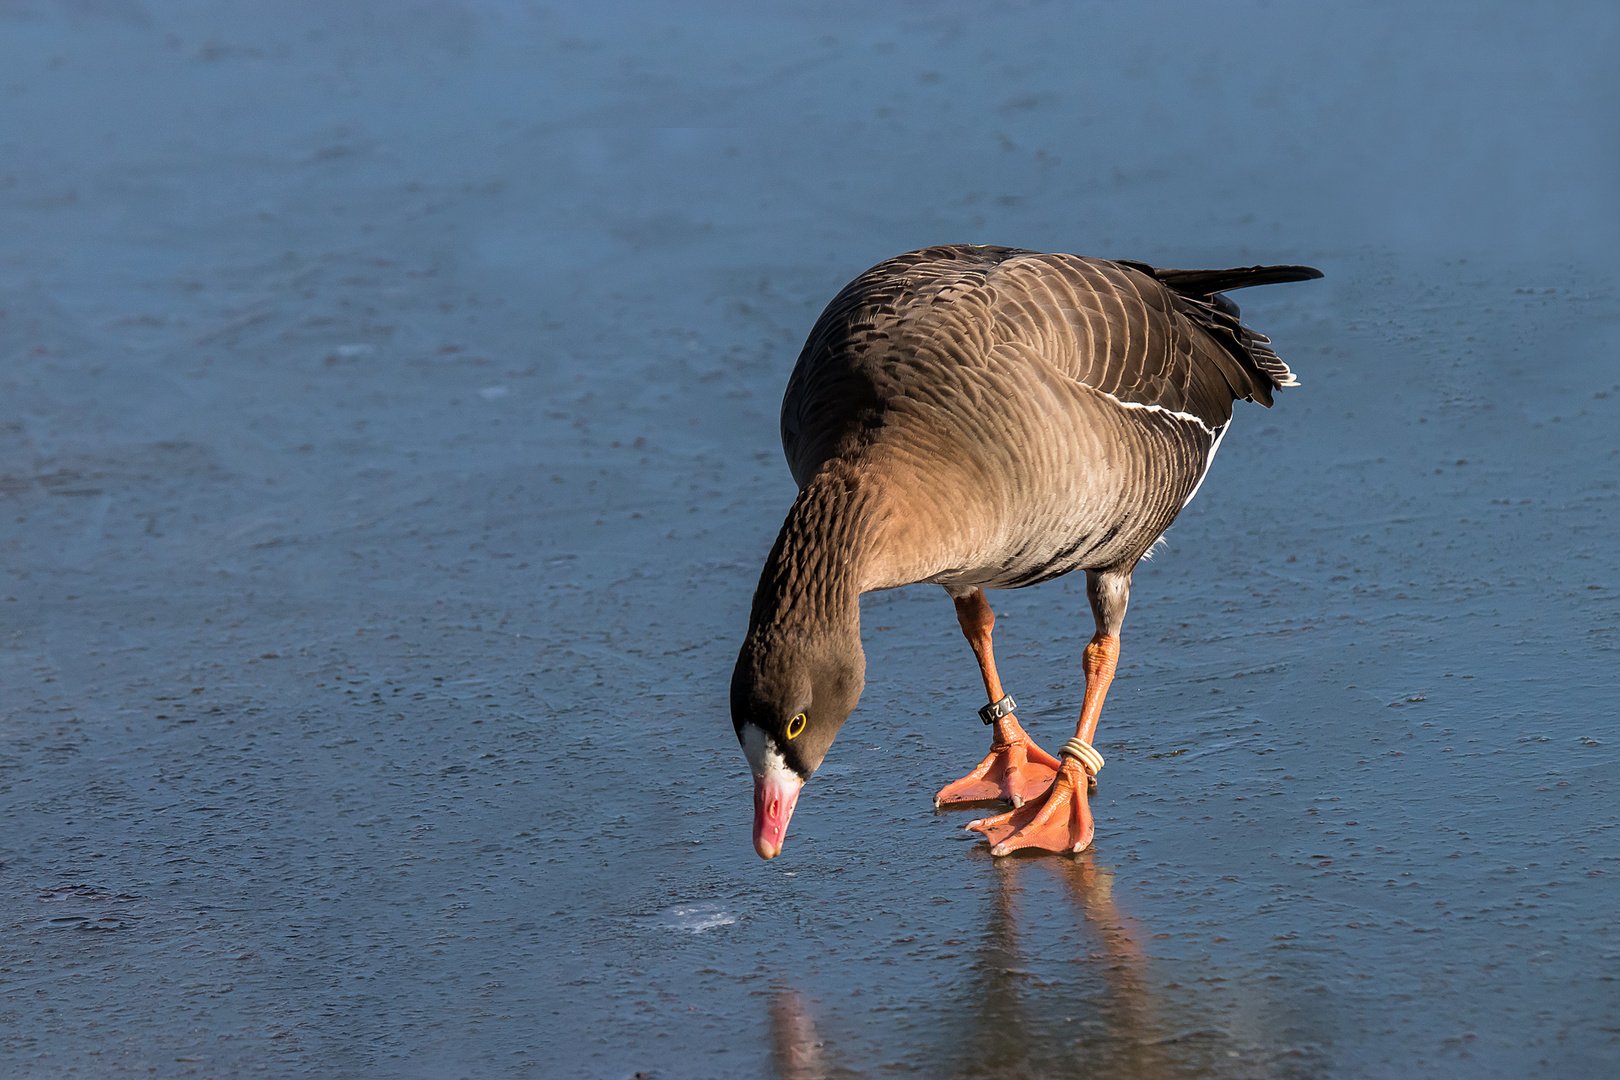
[[746, 469, 890, 643]]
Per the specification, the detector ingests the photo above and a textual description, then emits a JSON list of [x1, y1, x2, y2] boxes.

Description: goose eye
[[786, 713, 807, 740]]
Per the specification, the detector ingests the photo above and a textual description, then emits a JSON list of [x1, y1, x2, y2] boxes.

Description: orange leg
[[934, 589, 1061, 809], [968, 631, 1120, 854]]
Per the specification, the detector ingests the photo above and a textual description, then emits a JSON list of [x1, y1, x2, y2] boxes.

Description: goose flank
[[732, 244, 1323, 858]]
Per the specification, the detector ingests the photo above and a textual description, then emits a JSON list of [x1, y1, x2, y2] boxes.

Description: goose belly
[[927, 392, 1223, 590]]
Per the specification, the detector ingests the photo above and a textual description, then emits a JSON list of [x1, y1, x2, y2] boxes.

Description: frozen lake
[[2, 2, 1617, 1077]]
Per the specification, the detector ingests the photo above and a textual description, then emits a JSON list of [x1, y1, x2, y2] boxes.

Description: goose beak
[[753, 771, 803, 859]]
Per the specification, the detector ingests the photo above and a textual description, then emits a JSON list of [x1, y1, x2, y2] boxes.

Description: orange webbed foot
[[966, 758, 1094, 855], [934, 716, 1061, 809]]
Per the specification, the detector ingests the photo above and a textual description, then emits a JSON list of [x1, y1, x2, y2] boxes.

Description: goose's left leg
[[934, 588, 1062, 809], [968, 569, 1128, 855]]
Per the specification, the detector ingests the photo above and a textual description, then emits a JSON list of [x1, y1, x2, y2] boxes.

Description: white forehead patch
[[741, 723, 791, 780]]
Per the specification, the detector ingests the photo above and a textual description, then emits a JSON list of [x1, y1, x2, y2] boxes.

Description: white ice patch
[[656, 901, 735, 933]]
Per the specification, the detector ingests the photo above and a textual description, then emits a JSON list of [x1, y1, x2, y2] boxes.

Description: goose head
[[731, 628, 865, 859]]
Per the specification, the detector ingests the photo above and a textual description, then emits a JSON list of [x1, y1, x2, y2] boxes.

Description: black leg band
[[978, 694, 1016, 725]]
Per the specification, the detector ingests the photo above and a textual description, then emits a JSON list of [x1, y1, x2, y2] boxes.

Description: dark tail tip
[[1152, 264, 1324, 295]]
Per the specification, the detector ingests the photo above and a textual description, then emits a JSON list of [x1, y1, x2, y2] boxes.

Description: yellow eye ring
[[786, 713, 807, 740]]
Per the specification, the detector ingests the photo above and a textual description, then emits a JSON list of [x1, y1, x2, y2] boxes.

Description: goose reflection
[[767, 853, 1257, 1078], [769, 987, 828, 1080]]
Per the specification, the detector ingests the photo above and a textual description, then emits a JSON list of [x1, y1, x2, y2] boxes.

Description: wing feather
[[783, 245, 1317, 477]]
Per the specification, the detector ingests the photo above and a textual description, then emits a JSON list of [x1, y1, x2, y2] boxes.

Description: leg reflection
[[963, 856, 1035, 1073], [952, 852, 1168, 1078], [1056, 852, 1168, 1076]]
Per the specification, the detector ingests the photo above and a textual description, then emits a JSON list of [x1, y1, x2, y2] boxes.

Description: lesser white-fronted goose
[[732, 245, 1322, 858]]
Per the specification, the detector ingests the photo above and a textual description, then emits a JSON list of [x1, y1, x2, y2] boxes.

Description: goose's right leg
[[934, 588, 1061, 809], [967, 569, 1128, 855]]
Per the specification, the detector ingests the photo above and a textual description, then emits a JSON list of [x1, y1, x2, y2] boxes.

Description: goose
[[731, 245, 1322, 858]]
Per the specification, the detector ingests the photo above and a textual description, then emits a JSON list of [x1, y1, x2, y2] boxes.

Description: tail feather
[[1115, 260, 1323, 398]]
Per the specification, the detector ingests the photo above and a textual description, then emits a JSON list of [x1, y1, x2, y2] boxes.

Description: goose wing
[[782, 245, 1319, 478]]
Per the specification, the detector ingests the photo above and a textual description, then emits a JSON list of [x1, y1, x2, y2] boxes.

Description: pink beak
[[752, 772, 804, 859]]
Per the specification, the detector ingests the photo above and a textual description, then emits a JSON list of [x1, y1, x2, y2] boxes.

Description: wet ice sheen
[[1, 2, 1617, 1079]]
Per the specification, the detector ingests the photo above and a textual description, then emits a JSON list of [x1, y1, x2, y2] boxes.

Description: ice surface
[[1, 2, 1617, 1077]]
